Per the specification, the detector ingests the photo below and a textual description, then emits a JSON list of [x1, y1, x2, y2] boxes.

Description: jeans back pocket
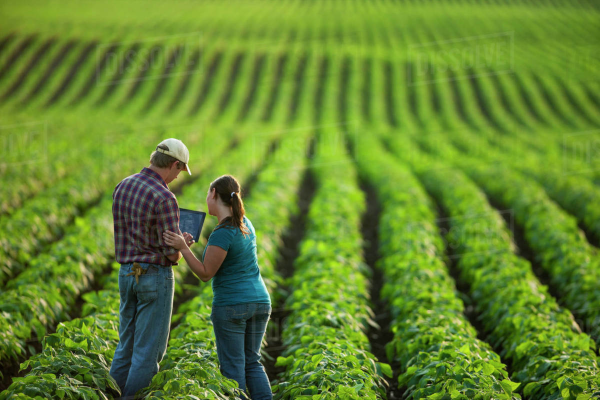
[[136, 265, 159, 302], [226, 303, 250, 321]]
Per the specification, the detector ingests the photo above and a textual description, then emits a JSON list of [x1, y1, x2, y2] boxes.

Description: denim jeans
[[109, 262, 174, 398], [211, 302, 272, 400]]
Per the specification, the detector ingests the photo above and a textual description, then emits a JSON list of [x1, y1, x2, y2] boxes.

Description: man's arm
[[155, 196, 182, 264], [166, 251, 182, 263]]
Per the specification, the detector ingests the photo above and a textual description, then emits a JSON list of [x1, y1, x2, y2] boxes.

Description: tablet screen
[[179, 208, 206, 243]]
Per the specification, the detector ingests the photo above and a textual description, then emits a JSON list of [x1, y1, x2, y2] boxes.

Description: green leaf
[[64, 338, 88, 351], [311, 354, 324, 365], [576, 394, 592, 400], [482, 363, 495, 375], [523, 382, 539, 397], [275, 356, 293, 367], [557, 376, 566, 390], [378, 363, 393, 378], [500, 379, 518, 395], [459, 344, 471, 355], [503, 380, 520, 391], [570, 386, 583, 396], [353, 383, 364, 393]]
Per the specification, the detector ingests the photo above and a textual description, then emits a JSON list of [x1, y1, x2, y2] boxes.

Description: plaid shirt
[[113, 167, 181, 266]]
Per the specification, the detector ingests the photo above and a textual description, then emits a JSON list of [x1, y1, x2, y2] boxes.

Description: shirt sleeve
[[113, 181, 121, 200], [207, 227, 235, 251], [245, 217, 255, 236], [155, 196, 181, 257]]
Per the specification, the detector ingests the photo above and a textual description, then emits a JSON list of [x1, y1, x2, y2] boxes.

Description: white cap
[[156, 138, 191, 175]]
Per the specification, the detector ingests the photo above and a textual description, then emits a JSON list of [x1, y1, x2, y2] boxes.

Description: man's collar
[[141, 167, 168, 189]]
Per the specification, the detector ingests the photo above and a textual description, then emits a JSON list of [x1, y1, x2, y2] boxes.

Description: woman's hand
[[183, 232, 195, 247], [163, 230, 195, 250]]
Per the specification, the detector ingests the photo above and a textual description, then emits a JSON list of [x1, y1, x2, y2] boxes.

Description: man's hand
[[163, 230, 195, 250]]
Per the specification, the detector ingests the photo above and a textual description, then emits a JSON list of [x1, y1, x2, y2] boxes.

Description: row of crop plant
[[0, 123, 163, 286], [351, 131, 522, 399], [466, 163, 600, 348], [399, 16, 600, 188], [0, 113, 106, 215], [399, 127, 600, 348], [385, 133, 600, 399], [438, 122, 600, 246], [417, 22, 600, 202], [419, 166, 600, 400], [271, 130, 391, 399]]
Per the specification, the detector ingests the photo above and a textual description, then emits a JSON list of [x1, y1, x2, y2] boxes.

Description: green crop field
[[0, 0, 599, 398]]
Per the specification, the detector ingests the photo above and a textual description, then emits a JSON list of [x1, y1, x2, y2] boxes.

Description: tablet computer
[[179, 208, 207, 243]]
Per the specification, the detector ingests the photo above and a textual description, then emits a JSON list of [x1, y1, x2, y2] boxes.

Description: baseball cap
[[156, 138, 191, 175]]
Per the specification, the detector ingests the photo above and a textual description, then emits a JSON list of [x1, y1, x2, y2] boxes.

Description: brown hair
[[210, 174, 250, 237], [150, 144, 186, 171]]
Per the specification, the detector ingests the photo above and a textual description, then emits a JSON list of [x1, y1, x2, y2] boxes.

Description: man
[[109, 138, 193, 398]]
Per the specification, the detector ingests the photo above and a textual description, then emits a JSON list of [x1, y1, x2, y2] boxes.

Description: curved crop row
[[465, 164, 600, 346], [522, 169, 600, 244], [450, 125, 600, 247], [0, 114, 96, 216], [0, 34, 298, 230], [412, 154, 600, 398], [429, 12, 588, 135], [0, 262, 186, 399], [0, 36, 60, 104], [415, 16, 600, 188], [0, 195, 113, 365], [0, 126, 161, 286], [0, 39, 154, 210], [453, 124, 600, 246], [391, 127, 600, 348], [351, 132, 520, 400], [272, 131, 391, 399], [0, 37, 231, 218], [415, 24, 600, 227]]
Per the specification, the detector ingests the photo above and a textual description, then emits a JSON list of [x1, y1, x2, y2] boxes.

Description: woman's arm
[[163, 231, 227, 282], [180, 245, 227, 282]]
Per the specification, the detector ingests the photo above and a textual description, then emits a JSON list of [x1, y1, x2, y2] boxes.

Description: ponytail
[[210, 175, 251, 237]]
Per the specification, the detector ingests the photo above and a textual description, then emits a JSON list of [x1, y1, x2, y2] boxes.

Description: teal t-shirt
[[202, 216, 271, 307]]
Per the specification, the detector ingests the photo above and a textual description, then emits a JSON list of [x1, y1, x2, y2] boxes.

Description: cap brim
[[185, 164, 192, 175]]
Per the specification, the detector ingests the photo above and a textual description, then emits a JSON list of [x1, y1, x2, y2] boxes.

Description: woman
[[163, 174, 272, 400]]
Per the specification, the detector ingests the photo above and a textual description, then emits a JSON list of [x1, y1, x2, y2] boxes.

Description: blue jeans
[[109, 262, 174, 398], [211, 302, 272, 400]]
